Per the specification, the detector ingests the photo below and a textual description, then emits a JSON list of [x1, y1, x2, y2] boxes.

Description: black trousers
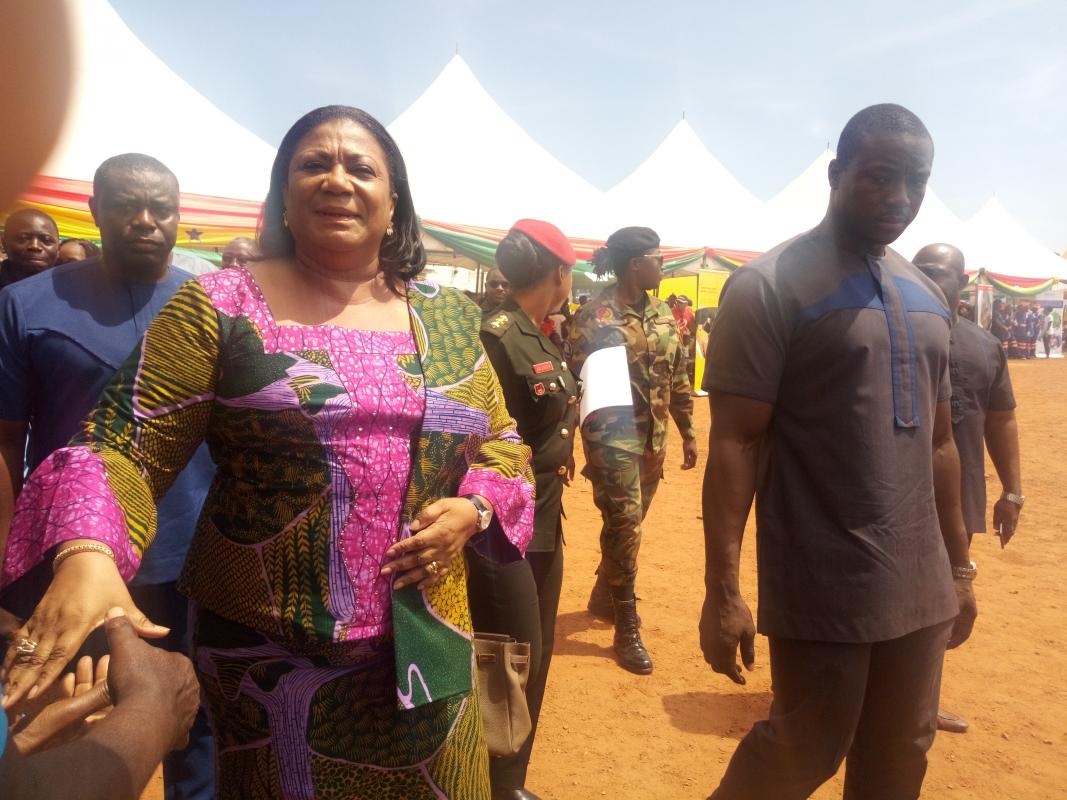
[[466, 536, 565, 790], [710, 620, 953, 800]]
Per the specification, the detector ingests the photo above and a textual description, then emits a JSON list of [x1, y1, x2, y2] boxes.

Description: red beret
[[510, 218, 577, 267]]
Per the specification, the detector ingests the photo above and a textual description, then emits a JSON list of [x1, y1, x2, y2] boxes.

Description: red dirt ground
[[145, 357, 1067, 799]]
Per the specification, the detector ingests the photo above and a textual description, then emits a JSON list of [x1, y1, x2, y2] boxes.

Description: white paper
[[579, 345, 633, 424]]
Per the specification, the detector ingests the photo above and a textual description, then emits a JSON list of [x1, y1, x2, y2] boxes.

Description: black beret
[[605, 226, 659, 259]]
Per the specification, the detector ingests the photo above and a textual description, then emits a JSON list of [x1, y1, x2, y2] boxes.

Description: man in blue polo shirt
[[0, 153, 215, 800]]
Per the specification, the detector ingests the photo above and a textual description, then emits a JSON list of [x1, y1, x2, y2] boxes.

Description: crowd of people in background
[[985, 297, 1059, 359], [0, 100, 1031, 800]]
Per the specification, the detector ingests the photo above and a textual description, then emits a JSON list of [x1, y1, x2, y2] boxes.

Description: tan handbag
[[473, 632, 532, 756]]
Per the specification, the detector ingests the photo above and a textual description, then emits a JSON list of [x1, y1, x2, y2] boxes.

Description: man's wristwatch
[[463, 495, 493, 532], [1002, 491, 1025, 508], [951, 560, 978, 581]]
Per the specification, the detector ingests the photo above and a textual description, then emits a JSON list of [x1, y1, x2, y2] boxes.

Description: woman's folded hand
[[381, 497, 487, 590]]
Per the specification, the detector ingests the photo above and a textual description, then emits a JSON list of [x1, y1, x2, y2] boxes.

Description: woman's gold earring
[[386, 225, 394, 237]]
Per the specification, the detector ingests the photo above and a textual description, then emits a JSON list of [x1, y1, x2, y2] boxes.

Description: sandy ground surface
[[144, 357, 1067, 799]]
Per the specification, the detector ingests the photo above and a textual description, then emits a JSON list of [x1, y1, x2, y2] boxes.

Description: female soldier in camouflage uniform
[[469, 219, 578, 800], [568, 226, 697, 675]]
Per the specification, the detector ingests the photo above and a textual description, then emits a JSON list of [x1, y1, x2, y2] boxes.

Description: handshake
[[1, 606, 200, 800]]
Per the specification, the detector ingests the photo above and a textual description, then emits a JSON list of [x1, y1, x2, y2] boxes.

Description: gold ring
[[426, 560, 441, 576], [15, 637, 38, 657]]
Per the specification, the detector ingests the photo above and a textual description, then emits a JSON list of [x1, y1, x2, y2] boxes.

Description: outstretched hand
[[699, 590, 756, 684], [1, 551, 168, 710], [104, 607, 200, 752], [10, 654, 111, 755]]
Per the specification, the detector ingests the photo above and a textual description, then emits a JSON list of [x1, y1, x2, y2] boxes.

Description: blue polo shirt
[[0, 258, 214, 585]]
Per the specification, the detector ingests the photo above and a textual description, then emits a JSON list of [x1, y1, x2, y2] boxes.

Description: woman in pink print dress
[[2, 106, 535, 799]]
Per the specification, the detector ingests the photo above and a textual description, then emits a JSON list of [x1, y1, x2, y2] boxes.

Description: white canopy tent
[[388, 56, 607, 238], [756, 149, 834, 249], [962, 197, 1064, 282], [892, 188, 972, 262], [41, 0, 275, 201], [34, 8, 1063, 285], [605, 119, 764, 251]]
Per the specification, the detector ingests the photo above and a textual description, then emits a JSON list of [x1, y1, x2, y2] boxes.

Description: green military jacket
[[568, 285, 696, 456], [481, 298, 578, 551]]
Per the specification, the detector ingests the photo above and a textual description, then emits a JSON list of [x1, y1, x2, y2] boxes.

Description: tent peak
[[40, 0, 274, 200], [605, 117, 763, 249], [387, 51, 605, 235]]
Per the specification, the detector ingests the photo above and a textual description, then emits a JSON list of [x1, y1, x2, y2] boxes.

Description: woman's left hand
[[381, 497, 485, 591]]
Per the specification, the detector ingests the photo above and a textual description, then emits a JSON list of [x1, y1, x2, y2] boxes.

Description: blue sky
[[112, 0, 1066, 251]]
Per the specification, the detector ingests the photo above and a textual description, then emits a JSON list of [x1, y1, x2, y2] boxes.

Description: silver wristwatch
[[1002, 492, 1025, 507], [951, 560, 978, 581], [464, 495, 493, 532]]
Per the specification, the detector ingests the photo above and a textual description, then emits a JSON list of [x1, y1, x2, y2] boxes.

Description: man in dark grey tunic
[[699, 104, 977, 800], [915, 242, 1022, 734]]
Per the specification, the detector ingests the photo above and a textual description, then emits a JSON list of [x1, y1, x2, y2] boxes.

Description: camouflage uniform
[[568, 285, 696, 588]]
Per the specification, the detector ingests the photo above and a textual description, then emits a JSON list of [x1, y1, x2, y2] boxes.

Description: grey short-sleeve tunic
[[703, 229, 958, 643]]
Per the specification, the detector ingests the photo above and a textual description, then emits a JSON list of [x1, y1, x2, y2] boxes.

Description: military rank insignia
[[533, 382, 546, 396], [490, 314, 509, 329], [596, 306, 614, 322]]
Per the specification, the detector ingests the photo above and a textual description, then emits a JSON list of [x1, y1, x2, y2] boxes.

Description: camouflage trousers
[[581, 442, 666, 589]]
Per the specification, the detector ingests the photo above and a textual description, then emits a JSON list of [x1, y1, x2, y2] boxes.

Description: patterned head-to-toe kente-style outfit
[[2, 268, 535, 799]]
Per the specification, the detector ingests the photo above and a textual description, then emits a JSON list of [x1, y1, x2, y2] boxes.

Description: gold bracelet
[[52, 542, 116, 572]]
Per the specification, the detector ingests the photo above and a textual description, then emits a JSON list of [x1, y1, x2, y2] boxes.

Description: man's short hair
[[836, 104, 931, 167], [92, 153, 177, 196]]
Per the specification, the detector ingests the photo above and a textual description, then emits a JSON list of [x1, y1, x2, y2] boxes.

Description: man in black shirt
[[701, 105, 976, 799], [915, 242, 1022, 734]]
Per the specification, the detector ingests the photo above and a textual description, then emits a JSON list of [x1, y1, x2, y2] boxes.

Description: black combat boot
[[587, 577, 615, 621], [612, 597, 653, 675], [588, 578, 641, 625]]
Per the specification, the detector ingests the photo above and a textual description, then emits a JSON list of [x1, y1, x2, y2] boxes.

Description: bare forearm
[[702, 437, 758, 594], [933, 438, 970, 566], [5, 701, 175, 800], [985, 411, 1021, 495]]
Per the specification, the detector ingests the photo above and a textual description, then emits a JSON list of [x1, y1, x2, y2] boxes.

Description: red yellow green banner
[[983, 272, 1058, 297], [7, 175, 261, 249], [5, 177, 1060, 298]]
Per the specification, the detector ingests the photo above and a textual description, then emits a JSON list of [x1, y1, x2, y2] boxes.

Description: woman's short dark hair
[[495, 230, 559, 290], [258, 105, 425, 288]]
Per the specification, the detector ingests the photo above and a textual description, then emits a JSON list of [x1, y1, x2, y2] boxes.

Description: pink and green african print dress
[[2, 268, 535, 799]]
